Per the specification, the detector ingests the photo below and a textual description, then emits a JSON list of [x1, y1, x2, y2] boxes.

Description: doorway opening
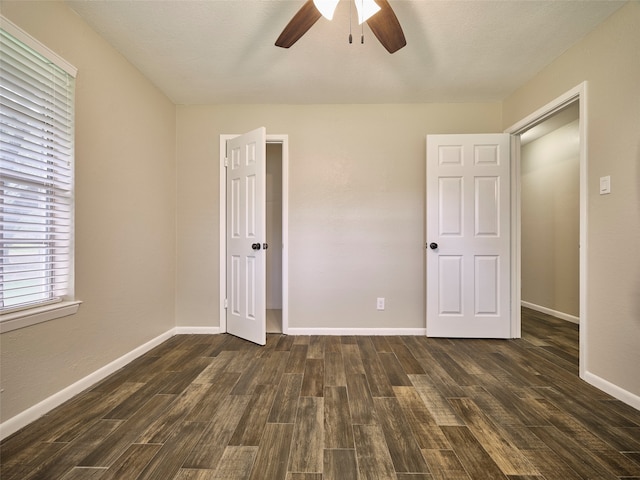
[[506, 82, 587, 378], [219, 134, 289, 337], [266, 142, 283, 333], [519, 102, 579, 324]]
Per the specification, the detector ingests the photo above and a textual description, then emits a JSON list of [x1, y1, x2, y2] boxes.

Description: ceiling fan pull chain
[[361, 21, 365, 44], [348, 0, 353, 44]]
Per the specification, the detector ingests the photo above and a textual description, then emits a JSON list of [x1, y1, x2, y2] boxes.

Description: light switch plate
[[599, 175, 611, 195]]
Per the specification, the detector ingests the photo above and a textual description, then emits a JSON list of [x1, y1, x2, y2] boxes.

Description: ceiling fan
[[275, 0, 406, 54]]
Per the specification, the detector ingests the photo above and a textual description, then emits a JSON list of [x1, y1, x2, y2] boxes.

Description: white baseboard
[[583, 370, 640, 411], [175, 326, 221, 334], [521, 301, 579, 324], [286, 327, 427, 336], [0, 328, 175, 441]]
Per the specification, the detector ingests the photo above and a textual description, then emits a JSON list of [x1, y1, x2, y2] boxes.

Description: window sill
[[0, 301, 82, 334]]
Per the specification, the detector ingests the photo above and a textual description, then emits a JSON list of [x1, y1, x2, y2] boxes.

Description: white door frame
[[505, 82, 587, 378], [219, 134, 289, 335]]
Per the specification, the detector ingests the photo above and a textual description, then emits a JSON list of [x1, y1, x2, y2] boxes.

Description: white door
[[426, 134, 512, 338], [226, 127, 267, 345]]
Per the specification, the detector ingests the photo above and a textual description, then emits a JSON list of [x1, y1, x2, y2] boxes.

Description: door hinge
[[224, 298, 228, 309], [224, 158, 229, 168]]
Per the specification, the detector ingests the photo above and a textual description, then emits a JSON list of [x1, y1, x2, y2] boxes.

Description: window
[[1, 17, 78, 326]]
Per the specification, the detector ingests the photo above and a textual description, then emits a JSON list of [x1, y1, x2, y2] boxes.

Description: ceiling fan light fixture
[[355, 0, 381, 24], [313, 0, 340, 20]]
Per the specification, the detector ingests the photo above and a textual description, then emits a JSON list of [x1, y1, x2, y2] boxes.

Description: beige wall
[[503, 1, 640, 398], [0, 2, 177, 422], [3, 0, 638, 429], [521, 120, 580, 317], [175, 104, 502, 330]]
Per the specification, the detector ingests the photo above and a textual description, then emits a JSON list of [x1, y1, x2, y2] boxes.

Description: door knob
[[251, 243, 261, 250], [429, 242, 438, 250]]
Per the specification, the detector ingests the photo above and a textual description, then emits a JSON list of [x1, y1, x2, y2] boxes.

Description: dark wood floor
[[2, 308, 640, 480]]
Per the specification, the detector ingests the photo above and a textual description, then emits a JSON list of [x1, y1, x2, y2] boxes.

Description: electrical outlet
[[377, 297, 385, 310]]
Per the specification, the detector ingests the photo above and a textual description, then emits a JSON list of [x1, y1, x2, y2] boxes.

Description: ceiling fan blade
[[275, 0, 323, 48], [366, 0, 406, 53]]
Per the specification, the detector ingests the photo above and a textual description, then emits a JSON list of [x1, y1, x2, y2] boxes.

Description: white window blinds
[[1, 20, 76, 312]]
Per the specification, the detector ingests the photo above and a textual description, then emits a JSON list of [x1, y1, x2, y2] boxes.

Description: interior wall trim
[[0, 329, 175, 441], [583, 371, 640, 411], [286, 328, 427, 336], [521, 301, 579, 324], [175, 326, 222, 335]]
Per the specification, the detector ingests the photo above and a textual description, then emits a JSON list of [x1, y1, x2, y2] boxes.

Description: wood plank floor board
[[307, 335, 326, 360], [1, 439, 68, 480], [182, 394, 251, 469], [440, 426, 508, 480], [24, 419, 125, 480], [300, 358, 324, 397], [229, 357, 264, 395], [288, 396, 324, 473], [345, 374, 377, 425], [353, 424, 397, 480], [59, 467, 109, 480], [268, 373, 304, 424], [173, 469, 218, 479], [421, 449, 471, 480], [378, 351, 414, 387], [210, 445, 258, 480], [49, 383, 145, 443], [275, 334, 296, 352], [284, 344, 308, 374], [341, 344, 366, 375], [259, 350, 290, 386], [137, 382, 211, 444], [395, 474, 433, 480], [468, 379, 550, 427], [136, 421, 209, 480], [533, 397, 617, 451], [385, 337, 426, 375], [371, 335, 393, 352], [324, 386, 354, 449], [191, 354, 233, 384], [228, 384, 277, 446], [78, 393, 176, 468], [186, 373, 242, 422], [355, 337, 396, 397], [324, 351, 347, 387], [286, 474, 322, 480], [324, 336, 343, 354], [447, 397, 539, 476], [393, 386, 450, 450], [408, 374, 465, 427], [3, 310, 640, 480], [94, 443, 162, 480], [535, 383, 637, 430], [460, 384, 526, 427], [323, 449, 358, 480], [528, 425, 621, 479], [604, 426, 640, 451], [247, 423, 293, 480], [426, 349, 478, 387], [373, 396, 430, 473], [412, 351, 468, 399], [100, 372, 174, 420], [519, 448, 582, 480]]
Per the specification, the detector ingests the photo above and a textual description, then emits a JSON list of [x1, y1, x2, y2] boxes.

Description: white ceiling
[[65, 0, 625, 105]]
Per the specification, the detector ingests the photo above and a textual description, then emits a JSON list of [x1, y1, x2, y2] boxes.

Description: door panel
[[427, 134, 511, 338], [226, 127, 267, 345]]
